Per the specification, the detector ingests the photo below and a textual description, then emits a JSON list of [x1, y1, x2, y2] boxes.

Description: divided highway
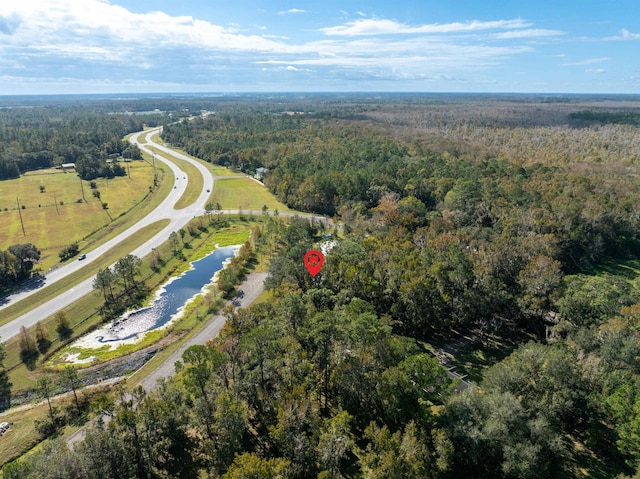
[[0, 128, 214, 342]]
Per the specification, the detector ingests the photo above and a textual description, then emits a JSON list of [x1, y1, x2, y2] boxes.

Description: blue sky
[[0, 0, 638, 94]]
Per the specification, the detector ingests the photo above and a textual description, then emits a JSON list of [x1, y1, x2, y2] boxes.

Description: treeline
[[0, 106, 147, 180], [570, 109, 640, 126], [162, 113, 305, 173], [0, 243, 40, 291]]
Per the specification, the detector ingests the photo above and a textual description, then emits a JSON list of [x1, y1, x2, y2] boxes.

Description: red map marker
[[304, 250, 324, 277]]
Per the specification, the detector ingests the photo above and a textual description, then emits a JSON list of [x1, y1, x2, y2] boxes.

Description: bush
[[58, 243, 79, 261]]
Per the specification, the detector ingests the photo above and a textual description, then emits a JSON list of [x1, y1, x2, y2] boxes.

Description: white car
[[0, 422, 9, 435]]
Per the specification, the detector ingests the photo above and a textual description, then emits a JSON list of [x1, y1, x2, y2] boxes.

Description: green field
[[0, 161, 163, 270], [208, 177, 291, 212]]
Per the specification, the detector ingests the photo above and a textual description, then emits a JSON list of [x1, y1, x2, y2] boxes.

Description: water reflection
[[75, 245, 238, 350]]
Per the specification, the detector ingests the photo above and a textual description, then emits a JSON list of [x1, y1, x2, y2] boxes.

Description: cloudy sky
[[1, 0, 639, 94]]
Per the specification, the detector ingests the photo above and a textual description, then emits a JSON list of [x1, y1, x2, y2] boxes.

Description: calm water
[[98, 245, 237, 343]]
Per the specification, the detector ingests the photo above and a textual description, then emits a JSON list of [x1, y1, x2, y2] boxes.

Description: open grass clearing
[[590, 257, 640, 279], [208, 177, 291, 212], [422, 328, 534, 384], [0, 161, 162, 270], [146, 145, 203, 209]]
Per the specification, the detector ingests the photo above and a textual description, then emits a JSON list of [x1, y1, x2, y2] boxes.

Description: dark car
[[78, 254, 87, 260]]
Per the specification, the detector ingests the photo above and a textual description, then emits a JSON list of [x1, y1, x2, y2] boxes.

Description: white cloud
[[0, 1, 563, 92], [0, 0, 290, 57], [492, 29, 564, 39], [586, 68, 606, 74], [277, 8, 307, 15], [320, 18, 531, 36], [605, 29, 640, 41], [563, 57, 611, 66], [258, 42, 531, 74]]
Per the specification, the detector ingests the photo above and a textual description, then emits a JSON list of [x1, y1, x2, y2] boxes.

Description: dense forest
[[4, 95, 640, 478], [0, 106, 155, 180]]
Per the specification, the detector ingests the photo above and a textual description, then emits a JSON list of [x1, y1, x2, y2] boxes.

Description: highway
[[0, 128, 213, 342], [0, 125, 330, 344]]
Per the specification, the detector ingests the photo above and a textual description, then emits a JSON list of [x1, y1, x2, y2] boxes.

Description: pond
[[72, 245, 238, 351]]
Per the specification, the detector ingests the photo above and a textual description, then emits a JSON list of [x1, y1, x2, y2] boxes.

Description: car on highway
[[78, 254, 87, 260]]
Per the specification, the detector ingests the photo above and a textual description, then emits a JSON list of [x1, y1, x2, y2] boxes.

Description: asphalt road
[[0, 128, 214, 342], [137, 271, 268, 391], [66, 271, 268, 447]]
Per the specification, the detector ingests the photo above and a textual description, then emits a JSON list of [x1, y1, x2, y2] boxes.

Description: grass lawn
[[0, 159, 169, 271], [208, 177, 291, 212]]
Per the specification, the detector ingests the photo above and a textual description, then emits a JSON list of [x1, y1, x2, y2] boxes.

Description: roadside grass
[[0, 161, 160, 270], [252, 289, 274, 305], [146, 145, 203, 209], [150, 134, 238, 177], [0, 387, 110, 468], [208, 177, 291, 212], [0, 220, 170, 329]]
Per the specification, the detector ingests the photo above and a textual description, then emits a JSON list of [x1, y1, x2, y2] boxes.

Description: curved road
[[0, 127, 332, 346], [0, 128, 213, 342]]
